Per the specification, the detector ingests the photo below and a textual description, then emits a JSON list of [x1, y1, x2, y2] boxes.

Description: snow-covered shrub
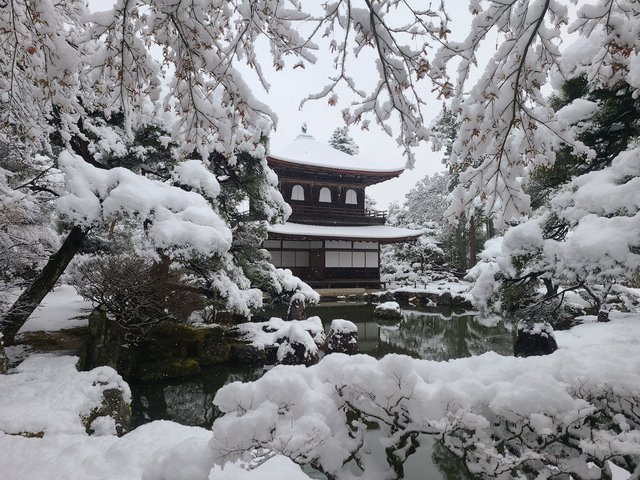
[[212, 317, 640, 479], [71, 254, 204, 343]]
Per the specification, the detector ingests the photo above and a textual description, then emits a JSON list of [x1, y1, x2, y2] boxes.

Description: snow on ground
[[210, 455, 313, 480], [0, 353, 311, 480], [0, 421, 213, 480], [390, 279, 474, 300], [1, 311, 638, 479], [0, 355, 129, 436], [17, 285, 93, 334]]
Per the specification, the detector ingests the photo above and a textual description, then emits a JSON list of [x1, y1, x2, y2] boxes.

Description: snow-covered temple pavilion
[[265, 132, 421, 288]]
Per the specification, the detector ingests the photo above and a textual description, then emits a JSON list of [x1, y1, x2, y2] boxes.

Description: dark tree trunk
[[543, 278, 558, 297], [456, 222, 467, 271], [1, 226, 87, 345], [468, 215, 477, 269]]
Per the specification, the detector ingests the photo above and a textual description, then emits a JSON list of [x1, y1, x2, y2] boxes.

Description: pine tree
[[328, 127, 359, 156]]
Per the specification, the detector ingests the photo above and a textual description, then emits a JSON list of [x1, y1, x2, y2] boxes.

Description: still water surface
[[131, 303, 515, 479]]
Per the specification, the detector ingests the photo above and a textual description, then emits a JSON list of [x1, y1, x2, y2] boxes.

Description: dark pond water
[[130, 302, 515, 479]]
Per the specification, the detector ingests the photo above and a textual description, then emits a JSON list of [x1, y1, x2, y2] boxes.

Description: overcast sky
[[87, 1, 489, 209]]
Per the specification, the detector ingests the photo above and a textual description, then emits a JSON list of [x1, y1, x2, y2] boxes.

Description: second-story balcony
[[288, 204, 387, 226]]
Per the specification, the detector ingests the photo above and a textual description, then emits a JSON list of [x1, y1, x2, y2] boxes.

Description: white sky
[[250, 4, 480, 210]]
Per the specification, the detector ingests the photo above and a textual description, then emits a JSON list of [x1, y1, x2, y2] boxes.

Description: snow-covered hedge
[[212, 314, 640, 479]]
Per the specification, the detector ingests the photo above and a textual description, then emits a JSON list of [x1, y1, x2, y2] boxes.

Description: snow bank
[[3, 315, 639, 479], [0, 354, 312, 480], [0, 421, 214, 480], [0, 355, 129, 435]]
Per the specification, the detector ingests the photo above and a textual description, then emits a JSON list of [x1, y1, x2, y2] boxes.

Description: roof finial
[[301, 122, 308, 134]]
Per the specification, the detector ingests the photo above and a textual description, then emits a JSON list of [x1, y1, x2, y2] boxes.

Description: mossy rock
[[139, 322, 206, 361], [200, 326, 234, 366], [229, 343, 278, 365], [139, 322, 234, 366], [18, 327, 89, 352], [81, 387, 132, 436], [135, 358, 201, 383], [450, 295, 473, 309]]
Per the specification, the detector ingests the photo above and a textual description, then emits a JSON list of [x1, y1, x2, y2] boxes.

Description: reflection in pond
[[380, 310, 514, 360], [306, 302, 514, 361], [130, 302, 516, 479], [131, 364, 267, 428]]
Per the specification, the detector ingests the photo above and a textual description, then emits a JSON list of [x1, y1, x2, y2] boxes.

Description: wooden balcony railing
[[289, 204, 387, 225]]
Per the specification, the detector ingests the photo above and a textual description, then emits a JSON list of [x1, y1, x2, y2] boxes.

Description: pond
[[130, 302, 516, 479]]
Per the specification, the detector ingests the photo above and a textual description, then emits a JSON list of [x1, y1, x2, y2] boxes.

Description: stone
[[139, 322, 205, 361], [287, 293, 306, 320], [200, 326, 233, 366], [378, 291, 395, 302], [450, 295, 474, 309], [81, 308, 137, 379], [230, 343, 278, 365], [327, 319, 359, 355], [135, 358, 201, 383], [597, 310, 610, 322], [374, 301, 402, 321], [514, 322, 558, 357], [278, 340, 318, 366], [436, 291, 452, 306], [82, 387, 132, 436]]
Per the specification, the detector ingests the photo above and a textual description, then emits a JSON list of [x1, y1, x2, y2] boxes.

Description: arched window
[[319, 187, 332, 203], [291, 184, 305, 201], [345, 189, 358, 205]]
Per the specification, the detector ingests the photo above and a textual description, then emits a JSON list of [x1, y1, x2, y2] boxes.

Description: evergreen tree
[[468, 74, 640, 317], [0, 139, 58, 310], [432, 107, 491, 271], [382, 173, 448, 286], [328, 127, 359, 156]]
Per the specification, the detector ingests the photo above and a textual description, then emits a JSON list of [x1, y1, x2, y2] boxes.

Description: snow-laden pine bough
[[211, 315, 640, 479], [466, 147, 640, 319]]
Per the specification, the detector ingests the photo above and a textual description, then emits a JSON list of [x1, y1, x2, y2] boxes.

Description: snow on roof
[[267, 222, 422, 242], [268, 133, 405, 174]]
